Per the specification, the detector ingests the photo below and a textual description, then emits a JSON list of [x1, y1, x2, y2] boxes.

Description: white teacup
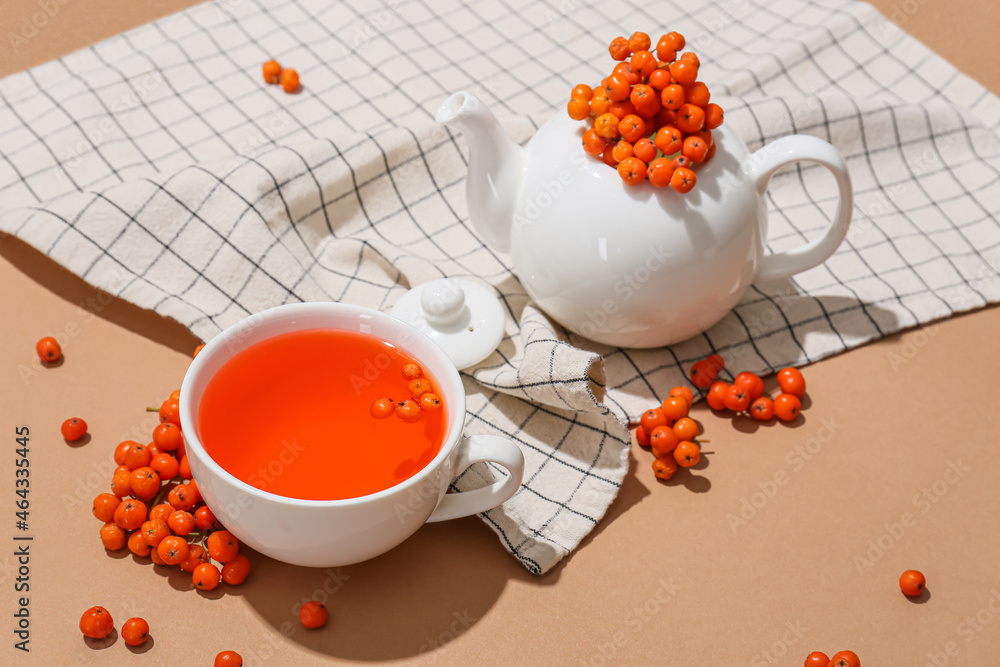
[[178, 302, 524, 568]]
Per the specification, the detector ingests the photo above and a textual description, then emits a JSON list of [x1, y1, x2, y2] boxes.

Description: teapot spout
[[436, 92, 524, 254]]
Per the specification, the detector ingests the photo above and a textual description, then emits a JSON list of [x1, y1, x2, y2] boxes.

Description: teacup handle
[[749, 135, 854, 284], [426, 434, 524, 522]]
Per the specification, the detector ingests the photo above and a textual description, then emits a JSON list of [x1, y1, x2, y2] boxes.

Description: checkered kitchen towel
[[2, 0, 1000, 574]]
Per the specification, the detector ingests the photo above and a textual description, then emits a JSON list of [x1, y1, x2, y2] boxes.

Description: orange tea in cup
[[197, 328, 446, 501]]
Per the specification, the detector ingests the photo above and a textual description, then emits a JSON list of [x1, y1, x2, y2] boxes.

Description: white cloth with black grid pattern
[[2, 0, 999, 574]]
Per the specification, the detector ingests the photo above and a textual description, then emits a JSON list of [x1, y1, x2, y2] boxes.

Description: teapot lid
[[390, 278, 505, 370]]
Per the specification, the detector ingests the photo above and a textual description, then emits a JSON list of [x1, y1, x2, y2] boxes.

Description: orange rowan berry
[[661, 396, 689, 421], [676, 104, 705, 133], [673, 441, 701, 468], [61, 418, 87, 441], [567, 98, 590, 120], [630, 50, 656, 77], [149, 502, 173, 523], [408, 378, 432, 397], [670, 166, 697, 193], [582, 128, 606, 157], [628, 32, 651, 53], [152, 423, 183, 452], [140, 519, 170, 547], [673, 417, 698, 442], [222, 554, 251, 585], [300, 601, 328, 629], [114, 440, 138, 466], [652, 456, 678, 481], [395, 399, 420, 420], [123, 443, 152, 471], [111, 465, 132, 497], [660, 84, 685, 110], [900, 569, 926, 597], [662, 31, 685, 51], [604, 73, 631, 102], [724, 385, 751, 412], [655, 38, 677, 63], [750, 396, 774, 421], [650, 425, 679, 459], [215, 651, 244, 667], [669, 59, 698, 86], [690, 360, 717, 388], [419, 393, 442, 411], [92, 493, 120, 523], [777, 368, 806, 397], [804, 652, 830, 667], [685, 81, 711, 107], [129, 467, 160, 501], [734, 371, 765, 400], [601, 145, 617, 167], [150, 453, 180, 481], [629, 84, 660, 116], [594, 113, 620, 140], [178, 455, 192, 480], [36, 336, 61, 362], [648, 68, 672, 91], [828, 651, 861, 667], [195, 505, 217, 531], [704, 103, 724, 129], [707, 381, 730, 410], [640, 408, 668, 434], [608, 36, 631, 61], [207, 530, 239, 563], [114, 498, 147, 531], [157, 535, 190, 566], [121, 617, 149, 646], [79, 606, 114, 639], [774, 393, 801, 421], [607, 100, 636, 121], [655, 126, 683, 155], [571, 84, 593, 100], [150, 543, 167, 565], [589, 90, 612, 116], [159, 399, 180, 427], [680, 51, 701, 67], [193, 562, 222, 591], [180, 543, 209, 573], [100, 523, 126, 551], [167, 510, 196, 535], [612, 62, 641, 85], [668, 385, 694, 408], [632, 137, 657, 163], [647, 157, 675, 188], [682, 136, 708, 163], [262, 60, 281, 84], [617, 157, 647, 185], [128, 531, 152, 557], [612, 141, 634, 163], [168, 484, 197, 511], [280, 68, 299, 93], [618, 115, 646, 144], [370, 397, 394, 419]]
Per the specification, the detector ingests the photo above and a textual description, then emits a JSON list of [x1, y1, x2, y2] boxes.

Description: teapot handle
[[749, 135, 853, 284]]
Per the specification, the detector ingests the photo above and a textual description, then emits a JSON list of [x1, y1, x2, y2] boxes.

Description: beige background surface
[[2, 1, 1000, 665]]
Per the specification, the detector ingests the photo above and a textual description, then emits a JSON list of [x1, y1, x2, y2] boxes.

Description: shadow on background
[[1, 235, 201, 354]]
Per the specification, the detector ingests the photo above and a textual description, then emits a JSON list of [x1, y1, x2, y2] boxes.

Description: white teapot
[[436, 91, 853, 349]]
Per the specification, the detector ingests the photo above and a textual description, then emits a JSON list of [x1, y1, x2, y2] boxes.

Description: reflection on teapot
[[437, 91, 852, 349]]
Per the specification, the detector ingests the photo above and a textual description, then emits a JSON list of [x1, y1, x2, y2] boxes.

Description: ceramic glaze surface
[[437, 92, 853, 348]]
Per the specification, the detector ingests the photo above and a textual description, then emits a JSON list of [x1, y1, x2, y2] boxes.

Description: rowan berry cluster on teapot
[[437, 30, 853, 348]]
